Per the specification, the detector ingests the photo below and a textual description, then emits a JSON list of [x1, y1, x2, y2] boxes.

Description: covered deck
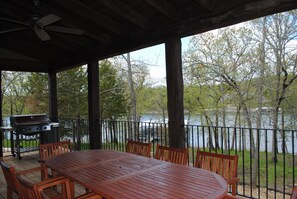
[[1, 0, 297, 150], [1, 1, 297, 199]]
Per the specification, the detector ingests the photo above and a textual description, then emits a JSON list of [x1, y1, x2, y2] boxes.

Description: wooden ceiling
[[1, 0, 297, 73]]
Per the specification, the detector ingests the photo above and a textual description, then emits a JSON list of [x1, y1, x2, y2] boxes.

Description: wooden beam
[[165, 37, 185, 148], [166, 0, 297, 39], [88, 58, 101, 149], [0, 60, 49, 72]]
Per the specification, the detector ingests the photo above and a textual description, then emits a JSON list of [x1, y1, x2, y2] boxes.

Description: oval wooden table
[[45, 150, 228, 199]]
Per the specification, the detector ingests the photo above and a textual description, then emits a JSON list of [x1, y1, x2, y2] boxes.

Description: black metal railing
[[1, 118, 296, 199]]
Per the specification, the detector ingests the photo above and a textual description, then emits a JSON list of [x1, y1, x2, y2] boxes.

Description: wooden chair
[[16, 166, 101, 199], [0, 160, 20, 199], [76, 192, 102, 199], [224, 194, 239, 199], [17, 169, 71, 199], [39, 141, 72, 180], [291, 185, 297, 199], [195, 150, 239, 196], [155, 145, 188, 165], [126, 139, 152, 157]]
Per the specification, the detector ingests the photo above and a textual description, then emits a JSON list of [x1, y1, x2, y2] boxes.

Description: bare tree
[[263, 11, 297, 162], [183, 27, 258, 151], [1, 72, 30, 115]]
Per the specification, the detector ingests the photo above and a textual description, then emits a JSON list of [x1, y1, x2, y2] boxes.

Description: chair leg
[[7, 187, 13, 199], [231, 184, 236, 196], [69, 180, 75, 198]]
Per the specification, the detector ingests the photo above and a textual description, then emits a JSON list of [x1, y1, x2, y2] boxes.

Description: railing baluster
[[2, 118, 297, 198]]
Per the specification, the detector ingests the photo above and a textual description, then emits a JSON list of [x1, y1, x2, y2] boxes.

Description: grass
[[237, 150, 297, 190]]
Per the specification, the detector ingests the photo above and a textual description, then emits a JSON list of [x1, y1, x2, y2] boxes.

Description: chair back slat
[[195, 150, 239, 195], [126, 140, 152, 157], [195, 150, 238, 180], [0, 161, 20, 199], [155, 145, 188, 165], [39, 141, 72, 161]]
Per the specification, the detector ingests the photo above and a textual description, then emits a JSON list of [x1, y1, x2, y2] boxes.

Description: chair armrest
[[38, 159, 45, 163], [17, 166, 45, 175], [226, 177, 240, 185], [37, 176, 72, 199], [37, 176, 69, 189], [18, 166, 49, 180]]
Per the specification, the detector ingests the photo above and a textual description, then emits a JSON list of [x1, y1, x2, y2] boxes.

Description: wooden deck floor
[[0, 151, 86, 199]]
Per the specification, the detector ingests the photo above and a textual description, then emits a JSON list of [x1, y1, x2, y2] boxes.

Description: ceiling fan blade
[[0, 27, 29, 34], [34, 28, 51, 41], [45, 26, 84, 35], [37, 14, 61, 26], [0, 17, 30, 27]]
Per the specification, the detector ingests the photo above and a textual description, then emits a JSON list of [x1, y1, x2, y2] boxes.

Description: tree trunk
[[252, 16, 266, 188], [123, 53, 138, 138]]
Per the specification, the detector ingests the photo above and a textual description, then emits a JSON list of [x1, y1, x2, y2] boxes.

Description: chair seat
[[76, 192, 102, 199], [42, 187, 65, 199]]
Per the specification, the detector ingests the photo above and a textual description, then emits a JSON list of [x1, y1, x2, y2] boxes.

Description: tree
[[250, 16, 267, 188], [57, 66, 88, 118], [99, 60, 128, 143], [183, 27, 258, 150], [99, 60, 127, 119], [2, 72, 31, 115], [262, 11, 297, 162], [25, 72, 48, 113], [117, 54, 150, 122]]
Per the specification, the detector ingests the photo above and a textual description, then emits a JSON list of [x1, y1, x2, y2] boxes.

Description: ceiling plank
[[194, 0, 216, 11], [95, 0, 150, 30], [52, 0, 129, 38], [36, 3, 111, 44], [145, 0, 177, 21]]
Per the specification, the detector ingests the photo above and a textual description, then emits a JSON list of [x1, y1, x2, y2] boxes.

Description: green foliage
[[136, 86, 167, 120], [57, 66, 88, 117], [25, 72, 49, 114], [99, 60, 128, 119], [1, 72, 48, 115]]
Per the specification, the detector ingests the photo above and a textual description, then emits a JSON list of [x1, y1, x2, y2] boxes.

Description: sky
[[129, 37, 190, 86], [128, 21, 248, 87]]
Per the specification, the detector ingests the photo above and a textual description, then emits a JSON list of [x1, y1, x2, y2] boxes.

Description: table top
[[45, 150, 227, 199]]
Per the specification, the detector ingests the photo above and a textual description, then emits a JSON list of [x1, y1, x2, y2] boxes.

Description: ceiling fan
[[0, 14, 84, 41]]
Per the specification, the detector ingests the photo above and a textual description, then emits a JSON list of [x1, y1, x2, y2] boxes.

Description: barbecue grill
[[8, 114, 59, 159]]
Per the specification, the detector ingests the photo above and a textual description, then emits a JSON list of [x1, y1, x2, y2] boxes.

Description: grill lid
[[10, 114, 50, 127]]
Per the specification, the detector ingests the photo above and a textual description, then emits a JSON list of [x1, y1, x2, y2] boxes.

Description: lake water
[[140, 113, 297, 154]]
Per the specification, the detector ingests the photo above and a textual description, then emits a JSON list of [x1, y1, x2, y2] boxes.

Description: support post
[[48, 72, 58, 143], [0, 70, 2, 157], [165, 37, 185, 148], [88, 58, 101, 149]]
